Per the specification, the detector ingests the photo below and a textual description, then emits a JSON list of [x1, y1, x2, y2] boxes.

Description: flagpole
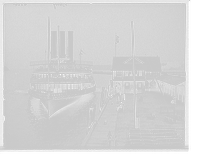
[[115, 42, 116, 57], [80, 50, 82, 68], [115, 34, 119, 57], [115, 34, 117, 57], [131, 21, 138, 129], [57, 25, 60, 71]]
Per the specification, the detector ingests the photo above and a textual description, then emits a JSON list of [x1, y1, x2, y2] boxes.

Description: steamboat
[[29, 18, 96, 120]]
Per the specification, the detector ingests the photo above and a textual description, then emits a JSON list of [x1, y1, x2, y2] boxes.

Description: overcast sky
[[4, 3, 186, 69]]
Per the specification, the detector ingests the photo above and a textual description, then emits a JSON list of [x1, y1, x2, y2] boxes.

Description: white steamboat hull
[[40, 96, 81, 117], [29, 87, 95, 117]]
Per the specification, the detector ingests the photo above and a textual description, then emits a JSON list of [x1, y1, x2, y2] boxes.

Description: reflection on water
[[29, 93, 98, 148]]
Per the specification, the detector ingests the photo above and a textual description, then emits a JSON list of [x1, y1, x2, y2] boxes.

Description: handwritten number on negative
[[14, 3, 27, 6]]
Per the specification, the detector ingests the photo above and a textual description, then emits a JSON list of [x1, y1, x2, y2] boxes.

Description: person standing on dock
[[117, 103, 124, 112], [117, 95, 121, 103], [171, 98, 176, 105]]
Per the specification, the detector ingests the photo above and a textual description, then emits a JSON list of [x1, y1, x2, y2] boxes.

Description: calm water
[[4, 70, 111, 149]]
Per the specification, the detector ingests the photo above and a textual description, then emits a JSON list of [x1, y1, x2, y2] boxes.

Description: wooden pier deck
[[84, 95, 134, 148], [81, 92, 184, 149]]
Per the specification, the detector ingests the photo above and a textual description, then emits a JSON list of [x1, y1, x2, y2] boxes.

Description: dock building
[[111, 56, 161, 94]]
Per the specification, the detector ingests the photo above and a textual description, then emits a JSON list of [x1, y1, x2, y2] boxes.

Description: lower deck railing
[[29, 87, 95, 100]]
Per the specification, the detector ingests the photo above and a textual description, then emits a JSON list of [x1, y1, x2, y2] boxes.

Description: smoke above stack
[[68, 31, 73, 61]]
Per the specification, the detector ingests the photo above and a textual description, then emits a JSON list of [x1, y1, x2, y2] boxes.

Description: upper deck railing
[[30, 59, 93, 73], [30, 61, 92, 73]]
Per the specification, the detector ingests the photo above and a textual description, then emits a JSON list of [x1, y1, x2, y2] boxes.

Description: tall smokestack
[[68, 31, 73, 61], [59, 31, 65, 58], [51, 31, 57, 59], [47, 17, 50, 60]]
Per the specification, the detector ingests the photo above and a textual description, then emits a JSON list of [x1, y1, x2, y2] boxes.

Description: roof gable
[[112, 64, 146, 71], [123, 57, 144, 64], [112, 56, 161, 72]]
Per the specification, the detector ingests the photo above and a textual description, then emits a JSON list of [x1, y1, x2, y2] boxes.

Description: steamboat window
[[125, 82, 130, 89], [125, 71, 128, 76], [63, 84, 66, 90], [44, 84, 46, 90], [139, 71, 143, 76], [138, 83, 141, 87]]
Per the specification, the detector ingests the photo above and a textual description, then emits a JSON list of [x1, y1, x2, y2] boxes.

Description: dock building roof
[[112, 56, 161, 72]]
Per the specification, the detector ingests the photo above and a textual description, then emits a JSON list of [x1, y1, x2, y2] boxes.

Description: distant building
[[111, 56, 161, 94]]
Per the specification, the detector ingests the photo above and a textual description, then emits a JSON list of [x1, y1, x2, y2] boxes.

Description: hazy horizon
[[4, 3, 186, 70]]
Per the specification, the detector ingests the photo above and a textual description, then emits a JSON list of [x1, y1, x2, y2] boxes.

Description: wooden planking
[[85, 93, 133, 148], [81, 92, 184, 148], [86, 95, 118, 147]]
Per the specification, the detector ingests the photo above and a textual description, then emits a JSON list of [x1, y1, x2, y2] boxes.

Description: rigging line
[[147, 57, 167, 103]]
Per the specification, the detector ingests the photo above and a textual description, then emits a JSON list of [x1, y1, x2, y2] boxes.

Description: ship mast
[[47, 17, 51, 94], [57, 25, 60, 71]]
